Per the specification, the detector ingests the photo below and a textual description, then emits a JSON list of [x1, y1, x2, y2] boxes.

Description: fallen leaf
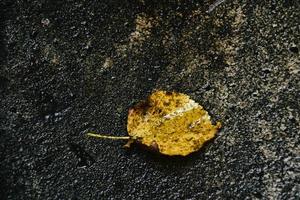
[[88, 90, 221, 156]]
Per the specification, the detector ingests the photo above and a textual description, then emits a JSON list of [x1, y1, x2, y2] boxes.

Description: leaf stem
[[87, 133, 130, 140]]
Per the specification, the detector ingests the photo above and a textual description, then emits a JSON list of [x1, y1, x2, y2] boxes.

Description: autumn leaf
[[88, 90, 221, 156]]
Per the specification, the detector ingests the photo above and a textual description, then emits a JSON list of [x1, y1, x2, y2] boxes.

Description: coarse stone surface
[[0, 0, 299, 199]]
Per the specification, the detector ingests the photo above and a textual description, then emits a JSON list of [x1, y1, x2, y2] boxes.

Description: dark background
[[0, 0, 299, 199]]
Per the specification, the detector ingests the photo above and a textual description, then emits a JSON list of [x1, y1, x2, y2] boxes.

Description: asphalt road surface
[[1, 0, 299, 199]]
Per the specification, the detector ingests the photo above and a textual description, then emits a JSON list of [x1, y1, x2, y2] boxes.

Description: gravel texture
[[1, 0, 299, 199]]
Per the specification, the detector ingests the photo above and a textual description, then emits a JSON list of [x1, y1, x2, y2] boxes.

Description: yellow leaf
[[88, 90, 221, 156]]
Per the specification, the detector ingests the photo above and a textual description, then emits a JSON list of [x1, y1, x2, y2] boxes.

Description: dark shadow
[[68, 143, 95, 167], [124, 138, 217, 173]]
